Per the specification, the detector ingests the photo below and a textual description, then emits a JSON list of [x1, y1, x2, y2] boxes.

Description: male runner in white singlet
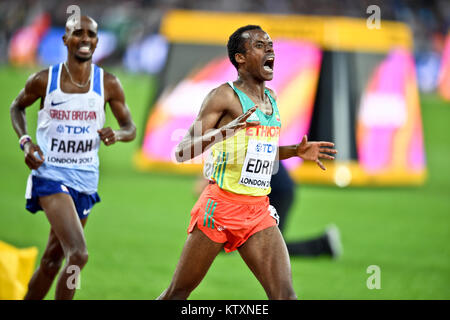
[[10, 16, 136, 300]]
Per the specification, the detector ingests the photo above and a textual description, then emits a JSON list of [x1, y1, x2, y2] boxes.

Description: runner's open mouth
[[263, 57, 274, 72], [78, 45, 91, 54]]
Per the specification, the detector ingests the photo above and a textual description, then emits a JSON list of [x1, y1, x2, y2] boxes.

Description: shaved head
[[65, 15, 97, 36], [63, 15, 98, 62]]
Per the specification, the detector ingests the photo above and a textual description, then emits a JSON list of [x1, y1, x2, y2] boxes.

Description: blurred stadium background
[[0, 0, 449, 299]]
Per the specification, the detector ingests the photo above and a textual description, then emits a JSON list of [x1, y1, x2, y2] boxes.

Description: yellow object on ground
[[0, 241, 38, 300]]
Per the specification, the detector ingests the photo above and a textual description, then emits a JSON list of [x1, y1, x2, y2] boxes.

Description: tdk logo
[[60, 125, 91, 134], [255, 143, 275, 153]]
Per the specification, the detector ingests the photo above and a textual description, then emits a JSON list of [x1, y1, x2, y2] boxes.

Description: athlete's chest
[[42, 63, 106, 111], [59, 81, 90, 95], [228, 96, 273, 119], [46, 91, 102, 109], [253, 98, 273, 116], [42, 91, 104, 129]]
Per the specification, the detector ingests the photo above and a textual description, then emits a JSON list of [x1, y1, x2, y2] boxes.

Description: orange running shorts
[[188, 183, 279, 253]]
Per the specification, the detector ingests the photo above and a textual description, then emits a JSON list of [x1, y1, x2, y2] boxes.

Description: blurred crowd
[[0, 0, 448, 92]]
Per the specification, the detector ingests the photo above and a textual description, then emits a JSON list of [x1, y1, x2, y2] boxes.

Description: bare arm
[[10, 70, 47, 169], [279, 136, 337, 170], [175, 85, 259, 162], [266, 88, 337, 170], [100, 72, 136, 145]]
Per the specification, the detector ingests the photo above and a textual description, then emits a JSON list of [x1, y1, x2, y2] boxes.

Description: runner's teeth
[[264, 58, 274, 69], [264, 66, 273, 72]]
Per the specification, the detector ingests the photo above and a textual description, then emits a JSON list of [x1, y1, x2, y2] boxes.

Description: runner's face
[[64, 18, 98, 62], [241, 30, 275, 81]]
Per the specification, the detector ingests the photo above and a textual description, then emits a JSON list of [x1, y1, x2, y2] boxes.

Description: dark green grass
[[0, 66, 449, 299]]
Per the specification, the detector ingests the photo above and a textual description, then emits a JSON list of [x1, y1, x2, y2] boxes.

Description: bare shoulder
[[103, 70, 124, 100], [201, 83, 238, 112], [208, 83, 235, 101], [266, 86, 278, 101], [103, 70, 123, 90], [25, 69, 48, 96]]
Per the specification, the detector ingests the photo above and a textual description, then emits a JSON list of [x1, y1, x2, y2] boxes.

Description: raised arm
[[175, 84, 259, 162], [100, 72, 136, 145], [10, 70, 47, 169]]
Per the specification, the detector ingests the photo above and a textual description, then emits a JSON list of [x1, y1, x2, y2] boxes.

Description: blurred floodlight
[[416, 52, 441, 93], [123, 34, 169, 74], [334, 165, 352, 188]]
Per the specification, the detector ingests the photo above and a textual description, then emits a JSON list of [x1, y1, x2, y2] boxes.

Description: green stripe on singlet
[[213, 152, 227, 181], [219, 152, 228, 188], [215, 155, 224, 181], [203, 199, 213, 227], [212, 161, 219, 180]]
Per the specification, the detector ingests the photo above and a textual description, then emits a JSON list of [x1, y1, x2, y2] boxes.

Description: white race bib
[[45, 123, 100, 167], [239, 139, 277, 189]]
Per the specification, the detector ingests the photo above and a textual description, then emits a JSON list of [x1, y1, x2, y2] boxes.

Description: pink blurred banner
[[438, 33, 450, 101], [141, 40, 322, 169], [357, 49, 426, 174]]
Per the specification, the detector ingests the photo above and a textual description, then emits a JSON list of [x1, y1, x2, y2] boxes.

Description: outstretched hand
[[223, 106, 260, 133], [296, 135, 337, 170]]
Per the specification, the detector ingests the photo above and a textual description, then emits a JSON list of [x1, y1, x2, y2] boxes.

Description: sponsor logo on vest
[[51, 99, 71, 106], [255, 143, 275, 153], [56, 125, 91, 134]]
